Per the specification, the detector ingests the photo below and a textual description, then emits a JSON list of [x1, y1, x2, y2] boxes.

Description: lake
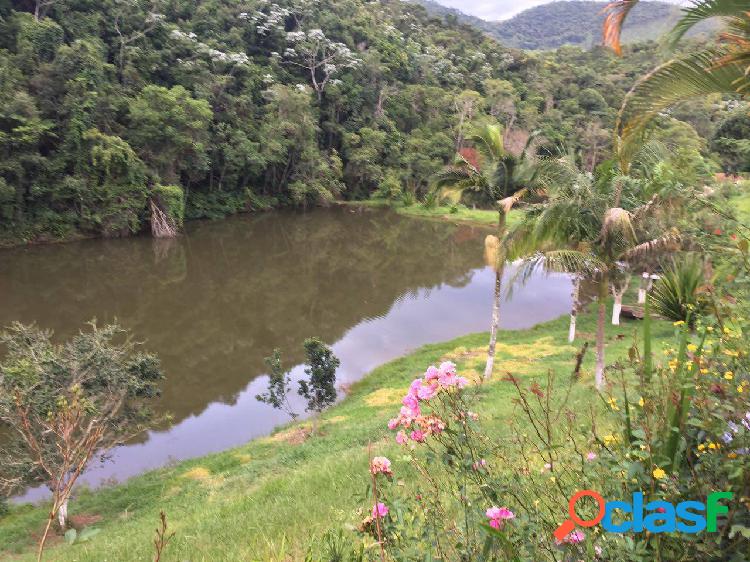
[[0, 206, 572, 500]]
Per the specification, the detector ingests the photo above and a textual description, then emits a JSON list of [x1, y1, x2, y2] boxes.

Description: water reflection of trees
[[0, 208, 486, 424]]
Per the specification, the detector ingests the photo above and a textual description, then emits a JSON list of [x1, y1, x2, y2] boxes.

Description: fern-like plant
[[649, 256, 707, 326]]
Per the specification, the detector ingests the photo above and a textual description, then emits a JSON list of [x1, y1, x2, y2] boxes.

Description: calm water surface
[[0, 207, 572, 500]]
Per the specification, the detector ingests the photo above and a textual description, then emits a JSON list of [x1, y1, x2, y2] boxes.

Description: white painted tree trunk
[[595, 277, 608, 390], [638, 272, 649, 304], [568, 276, 580, 343], [610, 276, 630, 326], [612, 296, 622, 325], [484, 266, 503, 381], [58, 497, 68, 529]]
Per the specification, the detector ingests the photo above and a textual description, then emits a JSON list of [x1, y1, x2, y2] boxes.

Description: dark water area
[[0, 206, 572, 501]]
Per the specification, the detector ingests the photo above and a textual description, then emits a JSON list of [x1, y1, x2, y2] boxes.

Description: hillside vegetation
[[414, 0, 718, 50], [0, 0, 704, 246]]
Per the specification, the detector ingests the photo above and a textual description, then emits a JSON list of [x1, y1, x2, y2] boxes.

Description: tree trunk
[[484, 265, 503, 381], [568, 276, 580, 343], [57, 497, 68, 529], [610, 276, 630, 326], [595, 275, 608, 389], [638, 271, 651, 304], [612, 294, 622, 326]]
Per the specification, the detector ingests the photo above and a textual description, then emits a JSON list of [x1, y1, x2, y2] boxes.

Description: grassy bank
[[341, 200, 524, 229], [0, 310, 673, 561]]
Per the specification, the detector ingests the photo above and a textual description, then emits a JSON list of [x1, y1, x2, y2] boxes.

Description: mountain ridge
[[409, 0, 718, 50]]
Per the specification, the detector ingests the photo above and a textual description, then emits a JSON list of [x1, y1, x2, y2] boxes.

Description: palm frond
[[470, 124, 505, 162], [515, 251, 606, 288], [616, 50, 747, 170], [602, 0, 640, 55], [433, 167, 474, 188], [669, 0, 749, 46], [622, 228, 681, 261]]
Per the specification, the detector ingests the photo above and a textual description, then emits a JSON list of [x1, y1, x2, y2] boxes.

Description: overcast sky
[[433, 0, 686, 22]]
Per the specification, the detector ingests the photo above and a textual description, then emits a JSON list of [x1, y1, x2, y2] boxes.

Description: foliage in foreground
[[342, 313, 749, 560], [0, 322, 164, 559]]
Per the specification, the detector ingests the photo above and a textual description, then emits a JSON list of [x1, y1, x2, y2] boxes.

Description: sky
[[432, 0, 686, 22]]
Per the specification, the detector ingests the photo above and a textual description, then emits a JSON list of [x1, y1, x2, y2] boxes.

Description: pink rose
[[408, 378, 423, 397], [555, 529, 584, 545], [586, 452, 597, 461], [372, 502, 389, 518], [486, 506, 515, 530], [417, 381, 439, 400], [370, 456, 392, 476], [410, 430, 426, 443], [424, 366, 440, 381], [395, 430, 407, 445]]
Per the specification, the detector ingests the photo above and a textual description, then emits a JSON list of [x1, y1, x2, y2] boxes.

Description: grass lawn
[[0, 309, 673, 561], [340, 200, 524, 229]]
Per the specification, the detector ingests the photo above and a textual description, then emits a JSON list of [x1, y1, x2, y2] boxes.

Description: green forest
[[1, 0, 744, 246]]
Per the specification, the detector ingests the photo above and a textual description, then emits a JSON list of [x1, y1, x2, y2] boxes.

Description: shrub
[[649, 255, 707, 326]]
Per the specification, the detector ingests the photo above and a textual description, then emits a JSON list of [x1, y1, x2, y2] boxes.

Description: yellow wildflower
[[698, 444, 706, 451], [604, 434, 619, 446], [674, 321, 685, 327], [607, 397, 620, 411], [652, 467, 666, 480], [687, 344, 698, 352], [638, 397, 644, 407], [725, 372, 734, 380]]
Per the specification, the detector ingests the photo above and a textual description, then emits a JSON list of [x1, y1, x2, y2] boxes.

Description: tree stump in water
[[150, 199, 178, 238]]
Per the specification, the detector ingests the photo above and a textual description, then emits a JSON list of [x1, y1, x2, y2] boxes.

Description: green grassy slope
[[0, 310, 673, 561]]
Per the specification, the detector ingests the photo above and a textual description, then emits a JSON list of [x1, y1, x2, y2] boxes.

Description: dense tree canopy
[[0, 0, 728, 245]]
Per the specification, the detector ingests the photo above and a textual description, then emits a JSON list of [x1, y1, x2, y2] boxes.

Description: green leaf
[[78, 527, 101, 542], [64, 528, 77, 545]]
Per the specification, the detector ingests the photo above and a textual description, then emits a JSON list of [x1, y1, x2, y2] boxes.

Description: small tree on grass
[[0, 322, 164, 561], [256, 338, 340, 435], [255, 349, 297, 419], [298, 338, 340, 434]]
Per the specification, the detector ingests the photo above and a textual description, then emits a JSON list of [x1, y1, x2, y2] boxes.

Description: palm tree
[[482, 192, 530, 381], [603, 0, 750, 171], [435, 123, 540, 380], [514, 156, 680, 389], [433, 124, 538, 208]]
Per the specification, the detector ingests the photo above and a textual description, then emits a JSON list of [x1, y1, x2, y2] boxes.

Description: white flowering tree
[[113, 1, 166, 81], [283, 29, 359, 101], [169, 29, 250, 68]]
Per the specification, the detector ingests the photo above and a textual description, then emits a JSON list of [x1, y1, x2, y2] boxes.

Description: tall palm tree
[[603, 0, 750, 171], [435, 123, 540, 380], [514, 156, 680, 389], [433, 124, 538, 208]]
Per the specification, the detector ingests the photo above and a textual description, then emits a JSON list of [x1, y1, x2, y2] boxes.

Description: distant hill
[[410, 0, 718, 50]]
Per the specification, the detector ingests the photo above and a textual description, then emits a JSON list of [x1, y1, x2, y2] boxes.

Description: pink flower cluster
[[388, 362, 467, 444], [555, 529, 585, 545], [370, 456, 392, 476], [486, 506, 515, 529], [372, 502, 389, 518]]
